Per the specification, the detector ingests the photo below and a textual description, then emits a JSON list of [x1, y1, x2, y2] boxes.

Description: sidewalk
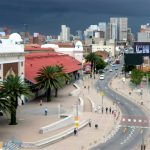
[[0, 75, 121, 150], [41, 74, 121, 150], [110, 74, 150, 150]]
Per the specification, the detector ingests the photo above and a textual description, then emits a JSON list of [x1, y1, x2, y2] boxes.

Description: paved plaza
[[2, 72, 150, 150]]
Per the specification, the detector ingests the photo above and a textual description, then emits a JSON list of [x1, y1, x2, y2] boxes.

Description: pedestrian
[[109, 107, 112, 114], [44, 107, 48, 116], [40, 100, 43, 106], [74, 128, 77, 135], [89, 119, 92, 127], [112, 110, 114, 114], [88, 85, 90, 91], [106, 107, 108, 114], [98, 105, 101, 113], [95, 124, 98, 129], [101, 107, 104, 114]]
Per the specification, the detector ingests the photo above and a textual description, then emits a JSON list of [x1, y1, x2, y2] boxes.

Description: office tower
[[84, 25, 98, 38], [98, 22, 106, 39], [110, 17, 128, 42], [60, 25, 70, 42], [110, 18, 118, 41], [76, 30, 83, 40], [138, 23, 150, 42], [119, 18, 128, 41], [106, 23, 111, 41]]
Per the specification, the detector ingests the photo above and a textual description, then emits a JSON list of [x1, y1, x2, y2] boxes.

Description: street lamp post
[[100, 91, 104, 108], [58, 104, 62, 118], [141, 128, 146, 150], [74, 101, 79, 130]]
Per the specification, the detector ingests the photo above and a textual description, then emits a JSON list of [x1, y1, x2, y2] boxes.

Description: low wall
[[21, 119, 89, 149], [87, 96, 95, 113], [69, 83, 80, 96], [39, 115, 74, 134], [78, 97, 84, 112]]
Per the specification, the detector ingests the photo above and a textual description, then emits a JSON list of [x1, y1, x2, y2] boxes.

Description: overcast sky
[[0, 0, 150, 35]]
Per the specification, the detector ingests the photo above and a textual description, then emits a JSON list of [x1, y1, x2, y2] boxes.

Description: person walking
[[40, 99, 43, 106], [106, 107, 108, 114], [74, 128, 77, 135], [109, 107, 112, 114], [44, 107, 48, 116], [89, 119, 92, 127], [101, 107, 104, 114], [98, 105, 101, 113]]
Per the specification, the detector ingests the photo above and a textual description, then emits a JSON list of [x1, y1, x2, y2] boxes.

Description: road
[[91, 60, 149, 150]]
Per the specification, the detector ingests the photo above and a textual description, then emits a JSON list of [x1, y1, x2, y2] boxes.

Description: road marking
[[128, 119, 131, 122], [120, 127, 135, 144]]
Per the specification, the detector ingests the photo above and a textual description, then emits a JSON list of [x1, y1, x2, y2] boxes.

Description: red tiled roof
[[47, 42, 75, 48], [25, 46, 54, 51], [25, 52, 81, 83]]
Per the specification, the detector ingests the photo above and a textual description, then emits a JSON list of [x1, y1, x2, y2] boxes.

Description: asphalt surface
[[91, 58, 149, 150]]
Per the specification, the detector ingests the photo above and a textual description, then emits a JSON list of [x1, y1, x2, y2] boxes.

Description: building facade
[[60, 25, 70, 42]]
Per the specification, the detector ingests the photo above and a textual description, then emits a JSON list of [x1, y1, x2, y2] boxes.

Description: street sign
[[74, 116, 79, 128], [100, 91, 104, 96]]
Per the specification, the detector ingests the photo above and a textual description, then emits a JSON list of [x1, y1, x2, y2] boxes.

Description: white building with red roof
[[25, 52, 81, 84], [0, 33, 25, 82], [41, 41, 83, 63]]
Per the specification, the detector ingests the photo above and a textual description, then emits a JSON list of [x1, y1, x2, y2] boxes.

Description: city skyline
[[0, 0, 150, 35]]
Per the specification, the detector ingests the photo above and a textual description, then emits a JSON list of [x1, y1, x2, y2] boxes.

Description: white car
[[99, 74, 105, 80], [109, 69, 113, 72]]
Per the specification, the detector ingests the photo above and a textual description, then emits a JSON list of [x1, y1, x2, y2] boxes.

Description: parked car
[[99, 74, 105, 80], [115, 67, 118, 70], [111, 64, 116, 67]]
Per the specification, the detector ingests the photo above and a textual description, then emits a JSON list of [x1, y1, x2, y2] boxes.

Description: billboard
[[134, 42, 150, 54], [124, 53, 143, 65]]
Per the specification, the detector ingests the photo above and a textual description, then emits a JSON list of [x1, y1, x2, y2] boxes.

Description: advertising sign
[[134, 42, 150, 54]]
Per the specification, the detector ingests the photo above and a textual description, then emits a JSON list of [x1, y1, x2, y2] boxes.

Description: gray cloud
[[0, 0, 150, 34]]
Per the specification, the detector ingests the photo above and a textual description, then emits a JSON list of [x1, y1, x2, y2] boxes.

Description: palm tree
[[1, 75, 31, 125], [54, 65, 70, 97], [35, 66, 64, 102], [86, 52, 101, 77], [0, 92, 13, 115]]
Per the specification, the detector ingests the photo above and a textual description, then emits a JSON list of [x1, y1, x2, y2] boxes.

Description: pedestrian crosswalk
[[121, 115, 149, 128], [3, 140, 21, 150]]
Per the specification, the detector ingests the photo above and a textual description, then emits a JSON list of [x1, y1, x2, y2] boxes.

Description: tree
[[54, 65, 70, 97], [0, 92, 13, 115], [95, 57, 106, 71], [131, 69, 144, 85], [1, 75, 31, 125], [35, 66, 68, 101], [85, 52, 97, 73]]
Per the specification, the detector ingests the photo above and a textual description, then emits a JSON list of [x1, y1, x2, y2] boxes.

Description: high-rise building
[[60, 25, 70, 42], [98, 22, 106, 39], [138, 23, 150, 42], [119, 18, 128, 41], [110, 18, 119, 41], [110, 17, 128, 42]]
